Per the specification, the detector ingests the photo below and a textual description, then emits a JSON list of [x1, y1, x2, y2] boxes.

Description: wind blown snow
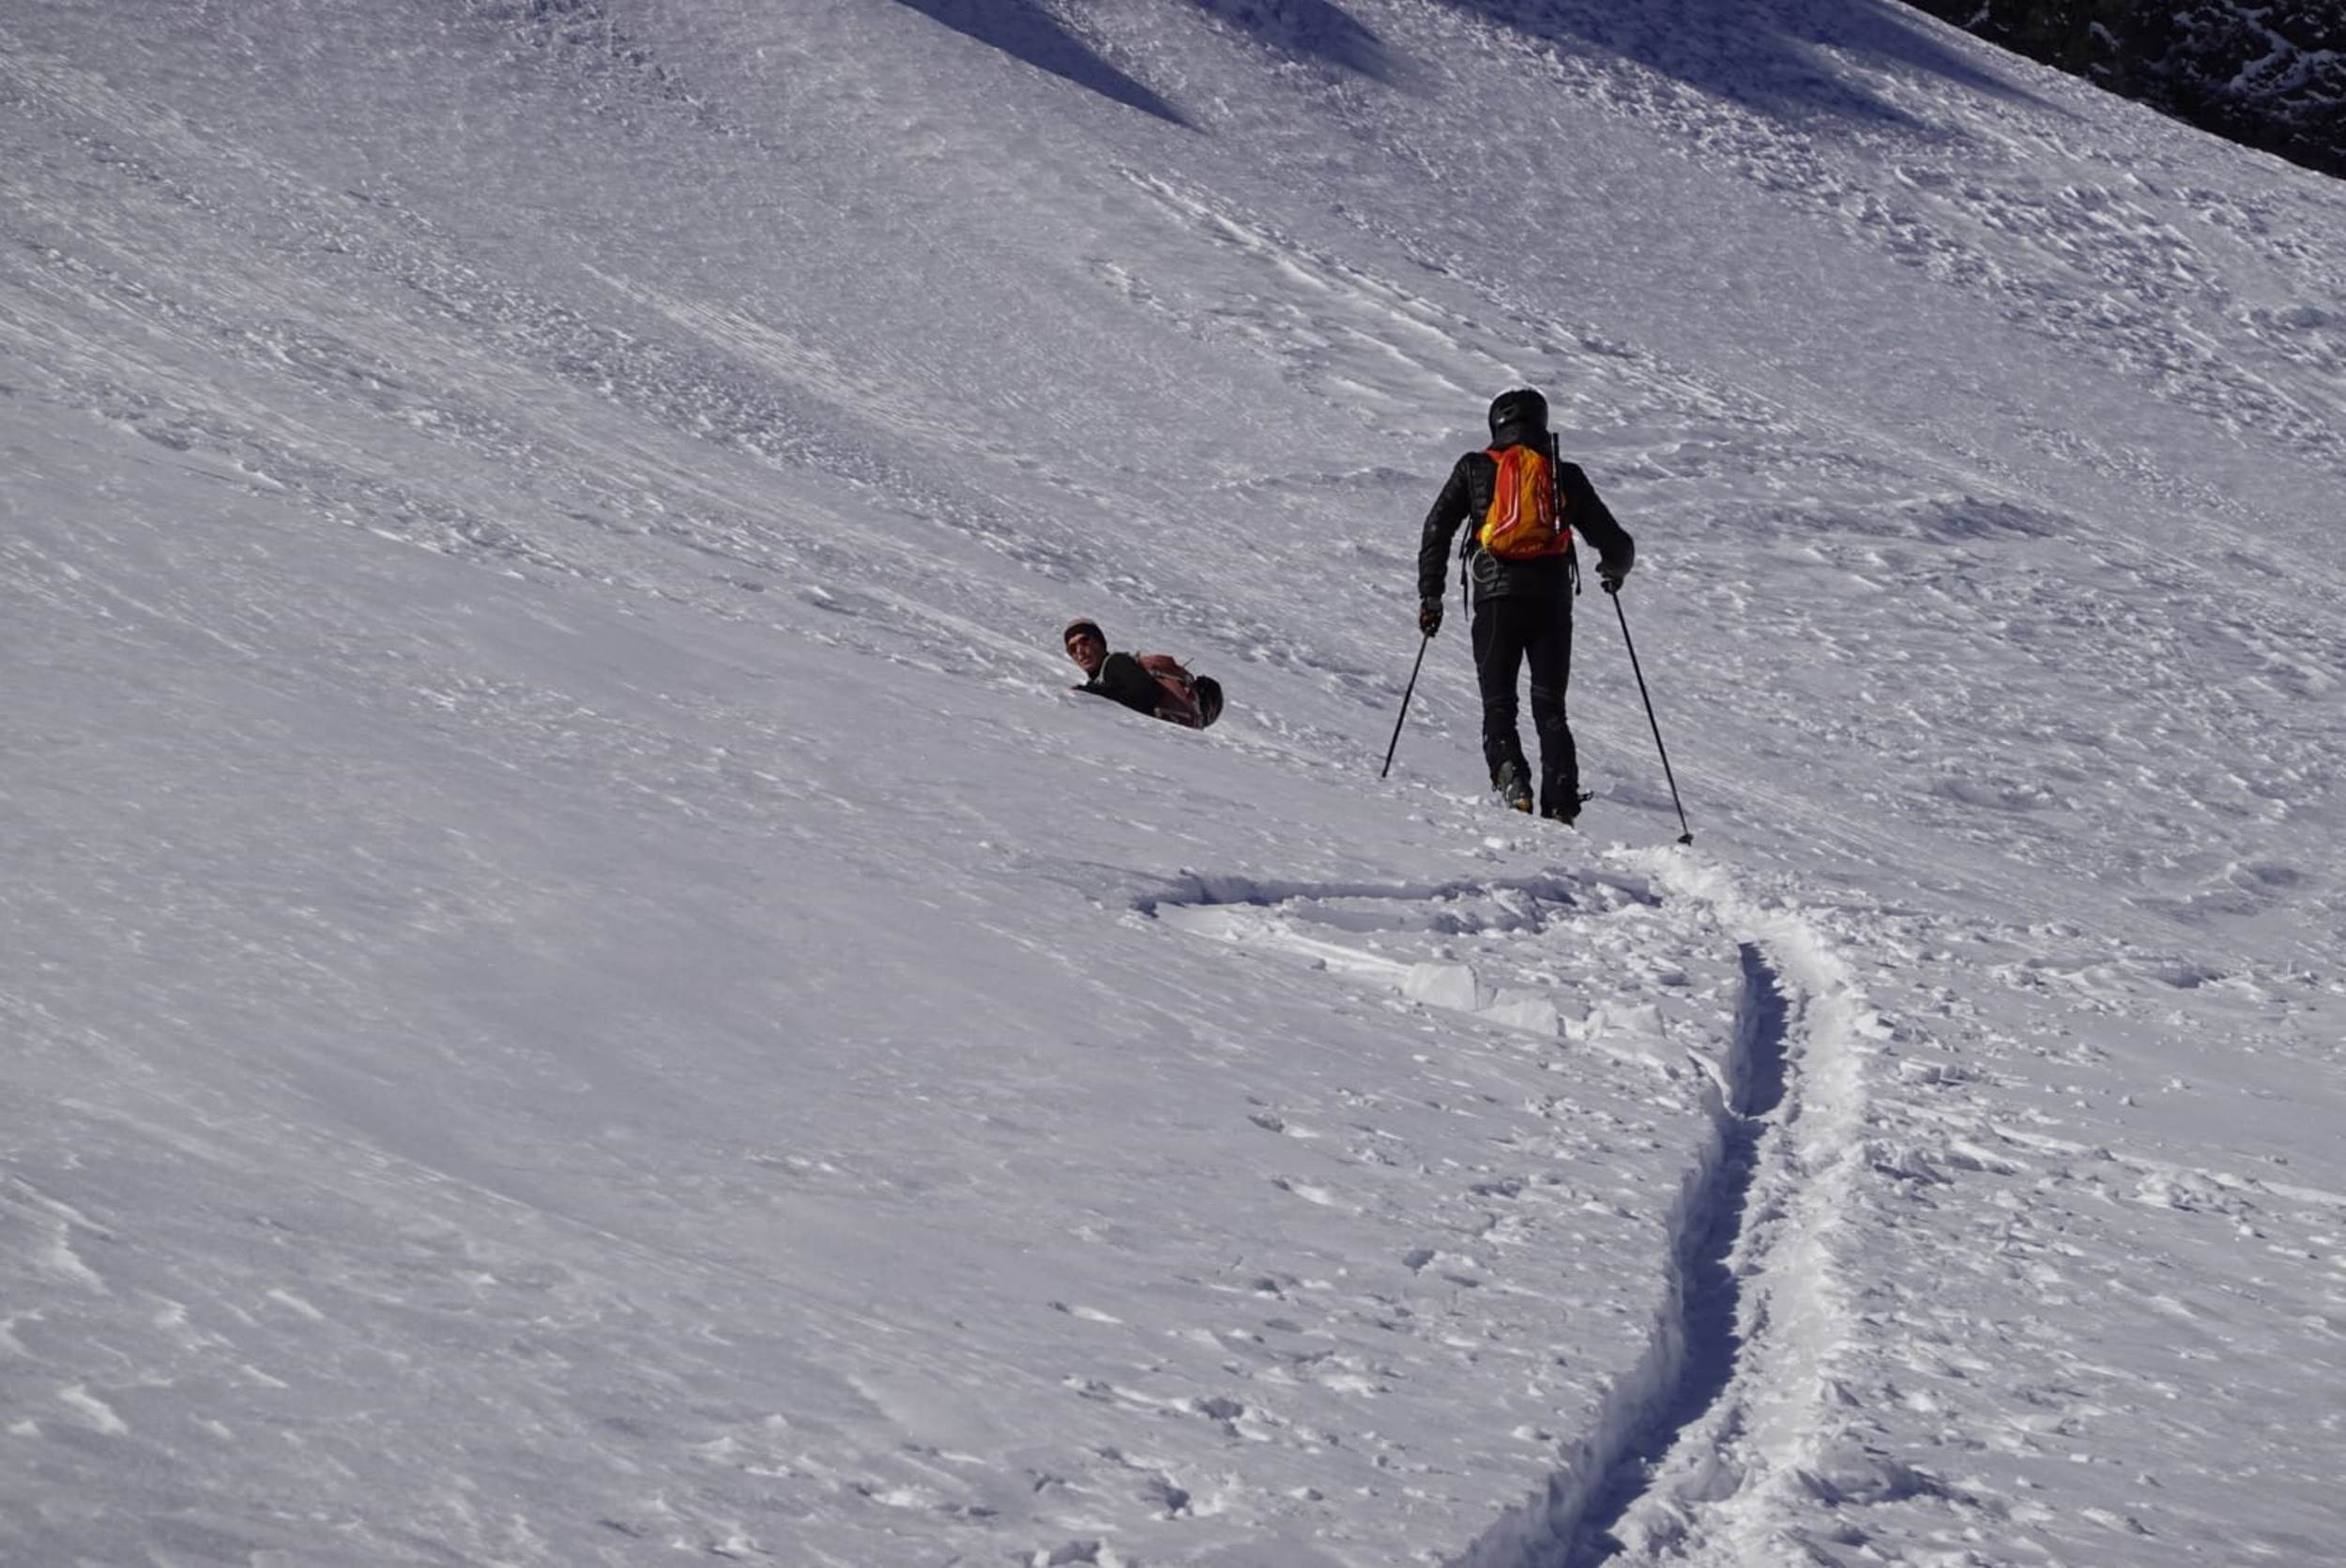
[[3, 2, 2341, 1565]]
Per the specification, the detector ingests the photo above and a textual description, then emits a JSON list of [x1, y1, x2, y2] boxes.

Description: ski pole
[[1379, 633, 1432, 779], [1609, 588, 1695, 845]]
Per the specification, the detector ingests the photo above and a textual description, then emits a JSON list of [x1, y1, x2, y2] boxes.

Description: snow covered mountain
[[5, 2, 2342, 1564]]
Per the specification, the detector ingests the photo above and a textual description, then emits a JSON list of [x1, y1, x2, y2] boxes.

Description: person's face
[[1065, 630, 1107, 677]]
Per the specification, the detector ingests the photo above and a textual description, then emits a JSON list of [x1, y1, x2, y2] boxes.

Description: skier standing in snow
[[1063, 617, 1223, 729], [1415, 388, 1635, 822]]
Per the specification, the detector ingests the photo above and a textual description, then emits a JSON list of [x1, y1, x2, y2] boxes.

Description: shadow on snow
[[885, 0, 1192, 127], [889, 0, 2034, 134], [1434, 0, 2038, 129], [1182, 0, 1411, 85]]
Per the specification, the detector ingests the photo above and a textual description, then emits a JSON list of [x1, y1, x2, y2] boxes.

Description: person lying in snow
[[1063, 617, 1223, 730]]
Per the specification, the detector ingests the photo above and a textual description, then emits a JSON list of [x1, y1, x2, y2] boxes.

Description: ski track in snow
[[1150, 858, 1892, 1568], [1567, 860, 1880, 1568], [1153, 835, 2343, 1568]]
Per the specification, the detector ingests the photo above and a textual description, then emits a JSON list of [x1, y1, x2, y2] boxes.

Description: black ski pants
[[1471, 594, 1576, 812]]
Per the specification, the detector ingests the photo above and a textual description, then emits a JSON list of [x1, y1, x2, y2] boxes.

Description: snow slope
[[4, 1, 2342, 1563]]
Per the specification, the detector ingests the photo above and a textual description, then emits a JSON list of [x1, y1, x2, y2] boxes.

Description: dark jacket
[[1078, 651, 1166, 717], [1417, 448, 1636, 607]]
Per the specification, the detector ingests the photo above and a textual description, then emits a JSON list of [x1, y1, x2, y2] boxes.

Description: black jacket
[[1417, 448, 1636, 607], [1078, 651, 1165, 717]]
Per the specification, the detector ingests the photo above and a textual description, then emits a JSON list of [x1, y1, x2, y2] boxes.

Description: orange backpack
[[1475, 442, 1572, 560]]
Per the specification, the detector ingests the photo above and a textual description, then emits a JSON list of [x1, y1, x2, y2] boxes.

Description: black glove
[[1598, 555, 1633, 595], [1417, 598, 1443, 637]]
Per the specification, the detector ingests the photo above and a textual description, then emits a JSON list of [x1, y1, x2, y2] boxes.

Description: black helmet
[[1487, 388, 1548, 448], [1194, 676, 1224, 728]]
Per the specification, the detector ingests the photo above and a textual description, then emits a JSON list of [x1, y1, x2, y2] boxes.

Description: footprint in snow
[[1272, 1176, 1337, 1206]]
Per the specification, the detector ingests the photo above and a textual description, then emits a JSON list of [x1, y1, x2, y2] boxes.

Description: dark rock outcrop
[[1902, 0, 2343, 179]]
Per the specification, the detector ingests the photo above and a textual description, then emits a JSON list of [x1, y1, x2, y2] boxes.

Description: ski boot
[[1493, 761, 1533, 814], [1541, 789, 1592, 826]]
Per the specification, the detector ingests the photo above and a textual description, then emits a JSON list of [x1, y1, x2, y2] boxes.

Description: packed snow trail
[[1347, 854, 1871, 1568], [1574, 859, 1881, 1566], [1561, 940, 1793, 1565]]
